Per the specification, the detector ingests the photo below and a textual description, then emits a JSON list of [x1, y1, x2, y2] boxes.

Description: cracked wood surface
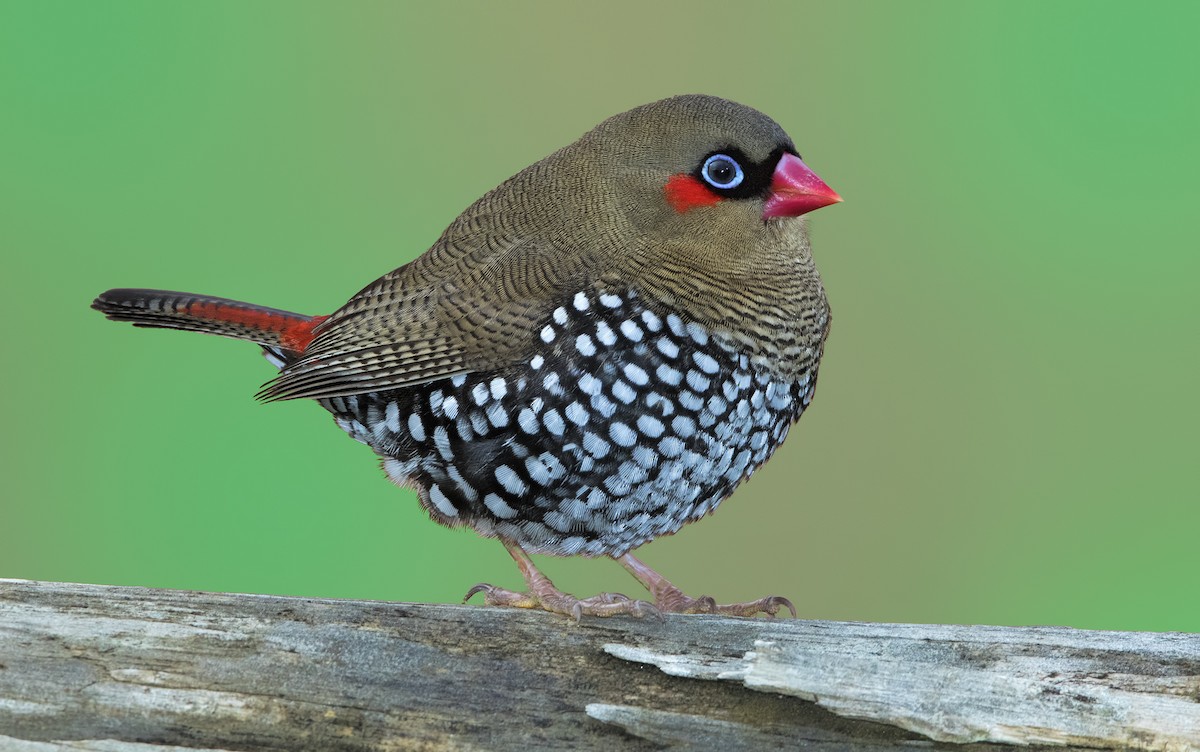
[[0, 579, 1197, 751]]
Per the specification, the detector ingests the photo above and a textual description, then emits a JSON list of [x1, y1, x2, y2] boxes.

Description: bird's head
[[435, 95, 839, 352], [557, 95, 841, 312]]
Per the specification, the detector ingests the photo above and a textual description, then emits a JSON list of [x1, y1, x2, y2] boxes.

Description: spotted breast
[[92, 94, 841, 619], [326, 286, 819, 558]]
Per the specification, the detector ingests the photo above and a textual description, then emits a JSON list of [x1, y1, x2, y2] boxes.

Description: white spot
[[385, 402, 402, 433], [540, 452, 566, 480], [686, 370, 711, 392], [486, 401, 509, 428], [526, 453, 566, 486], [544, 511, 572, 532], [636, 415, 665, 438], [599, 293, 622, 308], [769, 388, 792, 410], [490, 377, 508, 400], [494, 465, 528, 496], [707, 395, 728, 415], [573, 291, 589, 311], [540, 325, 555, 343], [619, 320, 643, 342], [666, 313, 685, 337], [659, 436, 684, 457], [655, 363, 683, 386], [578, 373, 602, 396], [585, 487, 608, 509], [623, 363, 649, 386], [609, 422, 637, 447], [553, 306, 568, 325], [692, 351, 719, 375], [407, 412, 426, 442], [451, 374, 468, 387], [686, 321, 709, 346], [543, 371, 563, 395], [726, 450, 752, 481], [582, 431, 611, 458], [525, 456, 552, 486], [604, 475, 632, 496], [640, 308, 662, 331], [658, 459, 683, 483], [484, 493, 518, 519], [575, 334, 596, 357], [429, 390, 444, 412], [722, 379, 739, 401], [470, 409, 489, 436], [542, 408, 565, 436], [611, 379, 636, 405], [655, 337, 679, 359], [590, 392, 617, 418], [564, 498, 591, 521], [454, 415, 474, 441], [671, 415, 697, 438], [632, 445, 658, 469], [433, 426, 453, 460], [595, 320, 617, 346], [428, 485, 459, 517], [383, 457, 418, 484], [617, 460, 648, 485], [564, 402, 589, 426], [530, 397, 544, 412], [646, 392, 675, 416], [518, 407, 539, 434], [530, 354, 544, 370], [442, 395, 459, 420], [472, 382, 490, 406], [446, 465, 478, 502]]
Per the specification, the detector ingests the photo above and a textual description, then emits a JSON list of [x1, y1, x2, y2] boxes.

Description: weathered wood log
[[0, 580, 1196, 751]]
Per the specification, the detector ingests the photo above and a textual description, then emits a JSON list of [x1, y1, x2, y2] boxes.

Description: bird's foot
[[464, 582, 657, 621], [465, 539, 658, 621], [617, 553, 798, 618]]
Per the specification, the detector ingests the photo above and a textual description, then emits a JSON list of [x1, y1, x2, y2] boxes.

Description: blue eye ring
[[701, 153, 744, 190]]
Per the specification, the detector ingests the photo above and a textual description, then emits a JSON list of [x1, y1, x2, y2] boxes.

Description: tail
[[91, 288, 327, 364]]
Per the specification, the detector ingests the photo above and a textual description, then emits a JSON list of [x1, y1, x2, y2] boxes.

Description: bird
[[92, 94, 841, 619]]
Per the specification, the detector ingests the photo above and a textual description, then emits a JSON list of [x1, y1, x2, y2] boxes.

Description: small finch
[[93, 95, 841, 619]]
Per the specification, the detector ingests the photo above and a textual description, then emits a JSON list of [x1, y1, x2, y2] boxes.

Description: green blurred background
[[1, 1, 1196, 632]]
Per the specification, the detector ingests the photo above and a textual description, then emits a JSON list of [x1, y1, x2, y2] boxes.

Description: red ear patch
[[665, 174, 721, 213]]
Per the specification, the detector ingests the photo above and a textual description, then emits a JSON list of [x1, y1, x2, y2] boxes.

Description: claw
[[465, 543, 659, 621], [617, 553, 799, 618]]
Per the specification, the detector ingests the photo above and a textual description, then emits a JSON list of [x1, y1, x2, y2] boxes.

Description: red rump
[[280, 315, 329, 352], [664, 174, 721, 213], [186, 301, 327, 352]]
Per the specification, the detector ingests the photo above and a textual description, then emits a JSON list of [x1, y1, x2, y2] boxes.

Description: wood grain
[[1, 580, 1196, 751]]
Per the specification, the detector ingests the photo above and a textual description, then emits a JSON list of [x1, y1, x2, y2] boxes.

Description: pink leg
[[617, 553, 797, 618], [465, 539, 658, 621]]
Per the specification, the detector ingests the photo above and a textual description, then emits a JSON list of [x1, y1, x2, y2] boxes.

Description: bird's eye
[[701, 154, 744, 190]]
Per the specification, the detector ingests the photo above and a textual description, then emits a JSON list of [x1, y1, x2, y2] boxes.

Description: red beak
[[762, 152, 842, 219]]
